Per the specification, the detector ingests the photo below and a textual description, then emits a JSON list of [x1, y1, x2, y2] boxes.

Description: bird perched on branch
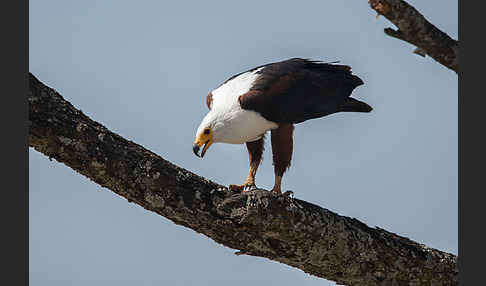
[[193, 58, 371, 194]]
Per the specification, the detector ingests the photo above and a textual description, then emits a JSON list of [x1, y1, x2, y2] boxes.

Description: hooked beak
[[193, 144, 201, 157], [193, 140, 213, 158]]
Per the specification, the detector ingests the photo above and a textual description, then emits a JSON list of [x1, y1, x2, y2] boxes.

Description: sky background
[[29, 1, 458, 285]]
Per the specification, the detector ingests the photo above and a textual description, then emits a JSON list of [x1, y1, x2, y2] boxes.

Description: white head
[[193, 67, 269, 157], [193, 110, 225, 158]]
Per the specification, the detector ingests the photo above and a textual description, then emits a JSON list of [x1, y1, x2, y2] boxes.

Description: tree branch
[[369, 0, 458, 73], [28, 73, 458, 285]]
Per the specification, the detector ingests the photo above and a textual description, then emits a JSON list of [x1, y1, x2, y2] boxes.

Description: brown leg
[[271, 124, 294, 194], [229, 136, 264, 192]]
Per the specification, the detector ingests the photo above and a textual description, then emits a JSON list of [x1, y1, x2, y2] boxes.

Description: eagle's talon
[[228, 184, 243, 192], [243, 184, 257, 192], [282, 190, 294, 198], [228, 183, 256, 193]]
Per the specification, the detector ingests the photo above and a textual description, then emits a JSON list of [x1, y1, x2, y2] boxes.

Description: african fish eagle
[[193, 58, 371, 194]]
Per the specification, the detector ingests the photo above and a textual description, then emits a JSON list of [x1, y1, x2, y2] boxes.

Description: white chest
[[215, 107, 278, 144]]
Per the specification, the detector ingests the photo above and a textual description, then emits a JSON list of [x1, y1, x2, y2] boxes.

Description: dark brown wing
[[238, 58, 370, 124]]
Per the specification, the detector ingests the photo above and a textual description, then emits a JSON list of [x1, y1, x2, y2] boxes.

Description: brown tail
[[340, 98, 372, 113]]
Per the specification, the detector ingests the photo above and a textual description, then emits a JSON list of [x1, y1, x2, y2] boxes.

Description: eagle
[[193, 58, 371, 194]]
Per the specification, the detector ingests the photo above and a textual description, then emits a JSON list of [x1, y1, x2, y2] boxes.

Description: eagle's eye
[[204, 129, 210, 135]]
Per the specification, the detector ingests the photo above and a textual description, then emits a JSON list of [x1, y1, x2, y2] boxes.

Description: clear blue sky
[[29, 1, 457, 285]]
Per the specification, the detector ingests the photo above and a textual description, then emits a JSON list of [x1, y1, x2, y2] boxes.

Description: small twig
[[234, 250, 248, 256], [368, 0, 458, 72], [383, 27, 407, 41]]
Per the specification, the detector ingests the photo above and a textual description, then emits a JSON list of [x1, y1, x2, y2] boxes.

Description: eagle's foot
[[271, 186, 282, 194], [281, 190, 294, 198], [228, 183, 257, 193]]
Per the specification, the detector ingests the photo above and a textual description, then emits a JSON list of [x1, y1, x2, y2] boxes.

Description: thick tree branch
[[369, 0, 458, 73], [28, 73, 457, 285]]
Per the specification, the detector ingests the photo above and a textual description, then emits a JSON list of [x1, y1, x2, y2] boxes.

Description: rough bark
[[369, 0, 458, 73], [28, 73, 458, 285]]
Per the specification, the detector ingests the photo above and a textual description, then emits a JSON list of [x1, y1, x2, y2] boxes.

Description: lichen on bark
[[29, 73, 457, 285]]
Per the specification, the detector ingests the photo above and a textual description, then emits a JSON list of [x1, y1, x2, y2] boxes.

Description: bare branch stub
[[28, 73, 458, 285], [369, 0, 458, 72]]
